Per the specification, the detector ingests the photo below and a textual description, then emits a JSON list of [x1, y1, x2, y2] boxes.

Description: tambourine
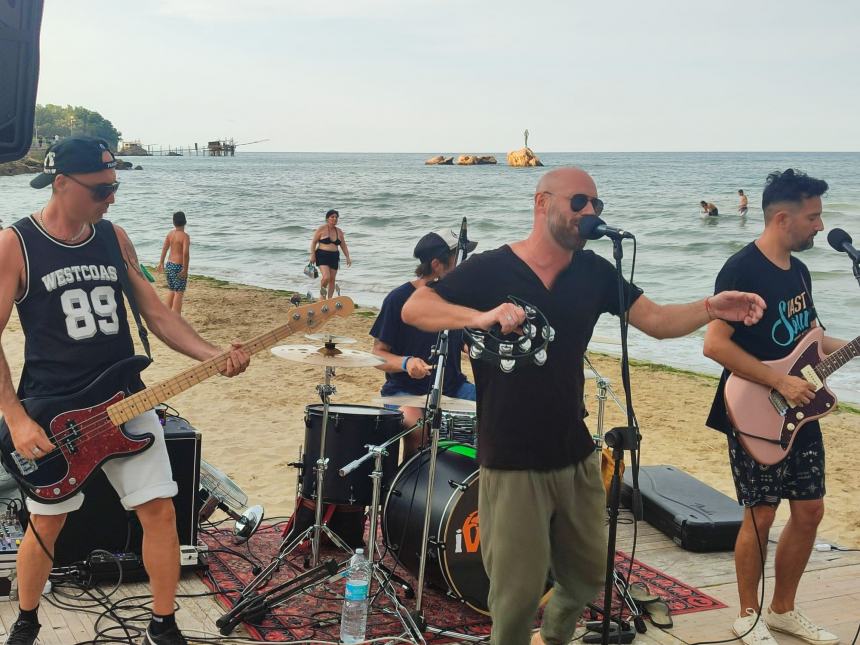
[[463, 296, 554, 373]]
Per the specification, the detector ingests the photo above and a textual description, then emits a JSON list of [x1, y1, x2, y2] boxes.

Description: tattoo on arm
[[122, 240, 144, 278]]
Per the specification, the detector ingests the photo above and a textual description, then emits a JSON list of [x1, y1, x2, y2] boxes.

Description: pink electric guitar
[[724, 327, 859, 465]]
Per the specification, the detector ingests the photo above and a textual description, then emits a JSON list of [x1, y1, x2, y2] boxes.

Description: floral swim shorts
[[165, 261, 187, 292]]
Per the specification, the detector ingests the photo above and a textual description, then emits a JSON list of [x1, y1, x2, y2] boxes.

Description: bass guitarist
[[704, 169, 845, 645], [0, 136, 250, 645]]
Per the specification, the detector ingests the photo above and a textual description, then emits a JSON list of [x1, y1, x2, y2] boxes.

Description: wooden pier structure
[[117, 138, 267, 157]]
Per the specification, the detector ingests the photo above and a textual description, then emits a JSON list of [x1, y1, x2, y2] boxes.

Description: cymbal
[[304, 333, 356, 345], [271, 344, 384, 368], [373, 395, 476, 413]]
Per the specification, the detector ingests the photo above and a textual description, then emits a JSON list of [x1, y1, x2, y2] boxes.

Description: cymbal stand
[[236, 364, 351, 599], [339, 423, 427, 644]]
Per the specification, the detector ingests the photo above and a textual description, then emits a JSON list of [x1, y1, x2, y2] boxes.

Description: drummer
[[370, 228, 477, 458]]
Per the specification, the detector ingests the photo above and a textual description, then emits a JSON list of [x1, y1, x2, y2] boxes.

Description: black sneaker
[[140, 624, 188, 645], [4, 620, 40, 645]]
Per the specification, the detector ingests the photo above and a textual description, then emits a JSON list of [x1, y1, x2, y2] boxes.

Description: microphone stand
[[411, 219, 476, 640], [594, 235, 643, 645]]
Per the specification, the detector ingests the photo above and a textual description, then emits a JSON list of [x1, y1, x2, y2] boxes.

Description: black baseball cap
[[414, 228, 478, 263], [30, 136, 117, 189]]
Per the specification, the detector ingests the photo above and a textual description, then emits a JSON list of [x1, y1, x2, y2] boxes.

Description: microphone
[[458, 217, 468, 251], [578, 215, 634, 241], [827, 228, 860, 264]]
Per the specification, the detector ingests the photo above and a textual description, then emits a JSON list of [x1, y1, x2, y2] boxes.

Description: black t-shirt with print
[[431, 245, 643, 471], [706, 242, 821, 444]]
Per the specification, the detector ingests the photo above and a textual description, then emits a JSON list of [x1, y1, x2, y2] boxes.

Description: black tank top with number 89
[[10, 216, 135, 399]]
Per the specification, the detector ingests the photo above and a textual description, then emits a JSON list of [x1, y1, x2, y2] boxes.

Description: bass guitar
[[725, 327, 859, 465], [0, 297, 354, 504]]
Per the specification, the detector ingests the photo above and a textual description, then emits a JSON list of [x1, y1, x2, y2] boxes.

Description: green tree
[[34, 104, 122, 150]]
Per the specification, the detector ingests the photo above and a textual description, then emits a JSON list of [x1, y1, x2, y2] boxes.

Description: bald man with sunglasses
[[0, 136, 250, 645], [402, 167, 766, 645]]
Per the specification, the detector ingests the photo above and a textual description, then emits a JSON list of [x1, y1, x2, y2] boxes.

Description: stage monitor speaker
[[52, 416, 202, 567], [0, 1, 44, 163], [621, 464, 742, 552]]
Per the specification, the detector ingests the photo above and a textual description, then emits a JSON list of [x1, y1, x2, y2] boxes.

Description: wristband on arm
[[401, 356, 411, 371]]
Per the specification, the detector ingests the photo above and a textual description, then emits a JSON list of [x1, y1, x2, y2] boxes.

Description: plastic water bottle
[[339, 548, 371, 644]]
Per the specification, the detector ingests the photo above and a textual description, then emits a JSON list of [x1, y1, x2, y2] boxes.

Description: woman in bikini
[[309, 208, 352, 299]]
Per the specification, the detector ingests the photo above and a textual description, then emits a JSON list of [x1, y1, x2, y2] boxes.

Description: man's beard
[[793, 236, 815, 252], [547, 209, 585, 251]]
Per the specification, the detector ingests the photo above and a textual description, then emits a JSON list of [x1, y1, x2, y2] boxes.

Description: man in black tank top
[[0, 137, 250, 645]]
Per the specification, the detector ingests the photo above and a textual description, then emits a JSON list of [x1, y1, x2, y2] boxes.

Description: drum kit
[[216, 329, 639, 643]]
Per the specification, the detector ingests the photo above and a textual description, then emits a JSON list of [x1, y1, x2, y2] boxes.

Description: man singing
[[402, 166, 765, 645]]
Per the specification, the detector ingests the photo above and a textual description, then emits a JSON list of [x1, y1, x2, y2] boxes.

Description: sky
[[35, 0, 860, 152]]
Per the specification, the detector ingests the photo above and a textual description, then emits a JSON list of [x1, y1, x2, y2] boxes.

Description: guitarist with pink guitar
[[704, 169, 848, 645], [0, 137, 251, 645]]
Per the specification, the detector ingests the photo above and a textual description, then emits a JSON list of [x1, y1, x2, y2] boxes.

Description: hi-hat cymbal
[[304, 333, 356, 345], [373, 395, 477, 413], [272, 344, 384, 368]]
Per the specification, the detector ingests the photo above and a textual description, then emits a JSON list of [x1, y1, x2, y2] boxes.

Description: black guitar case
[[621, 464, 743, 552]]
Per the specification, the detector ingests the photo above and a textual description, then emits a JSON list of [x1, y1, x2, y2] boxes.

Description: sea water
[[2, 151, 858, 402]]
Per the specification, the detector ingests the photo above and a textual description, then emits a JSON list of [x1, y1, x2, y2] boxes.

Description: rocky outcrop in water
[[456, 155, 497, 165], [425, 155, 454, 165], [0, 155, 42, 177], [507, 147, 543, 167]]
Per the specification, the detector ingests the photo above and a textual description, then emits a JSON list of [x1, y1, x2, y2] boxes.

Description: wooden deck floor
[[1, 517, 857, 644]]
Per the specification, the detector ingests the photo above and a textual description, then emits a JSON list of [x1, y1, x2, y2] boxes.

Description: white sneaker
[[764, 606, 839, 645], [733, 609, 777, 645]]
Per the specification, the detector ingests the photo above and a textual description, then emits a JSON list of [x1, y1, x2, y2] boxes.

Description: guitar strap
[[799, 272, 826, 331], [101, 222, 152, 360]]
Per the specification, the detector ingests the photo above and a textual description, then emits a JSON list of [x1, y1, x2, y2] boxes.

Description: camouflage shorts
[[727, 431, 825, 507]]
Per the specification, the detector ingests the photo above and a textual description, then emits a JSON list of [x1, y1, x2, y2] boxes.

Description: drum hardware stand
[[238, 363, 353, 601], [339, 421, 428, 644], [216, 558, 339, 635]]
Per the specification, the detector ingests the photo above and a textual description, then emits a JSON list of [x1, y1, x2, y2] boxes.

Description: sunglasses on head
[[63, 174, 120, 201]]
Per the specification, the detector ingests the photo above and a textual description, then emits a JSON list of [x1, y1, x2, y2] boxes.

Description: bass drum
[[383, 442, 488, 615]]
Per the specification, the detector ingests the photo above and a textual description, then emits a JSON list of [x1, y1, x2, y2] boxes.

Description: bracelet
[[705, 297, 715, 321], [401, 356, 411, 371]]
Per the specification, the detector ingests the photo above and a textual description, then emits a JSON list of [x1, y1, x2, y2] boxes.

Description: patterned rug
[[199, 525, 725, 642]]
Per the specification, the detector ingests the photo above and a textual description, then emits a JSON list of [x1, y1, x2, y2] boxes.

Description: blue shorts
[[165, 261, 187, 292]]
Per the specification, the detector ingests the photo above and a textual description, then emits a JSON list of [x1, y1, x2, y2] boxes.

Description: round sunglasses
[[544, 191, 604, 216]]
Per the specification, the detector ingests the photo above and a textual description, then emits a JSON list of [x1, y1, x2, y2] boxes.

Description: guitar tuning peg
[[500, 358, 516, 373], [533, 348, 547, 366]]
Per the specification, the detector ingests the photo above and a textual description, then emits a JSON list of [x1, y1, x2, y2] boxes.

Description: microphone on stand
[[578, 215, 634, 241], [827, 228, 860, 264], [458, 216, 469, 250]]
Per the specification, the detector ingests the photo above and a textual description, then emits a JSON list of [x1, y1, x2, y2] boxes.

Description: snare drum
[[301, 404, 402, 505]]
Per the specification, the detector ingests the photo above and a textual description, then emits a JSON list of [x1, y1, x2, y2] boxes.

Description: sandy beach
[[3, 274, 857, 547]]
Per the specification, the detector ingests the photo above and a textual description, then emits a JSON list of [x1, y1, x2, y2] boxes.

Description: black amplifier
[[52, 416, 202, 567]]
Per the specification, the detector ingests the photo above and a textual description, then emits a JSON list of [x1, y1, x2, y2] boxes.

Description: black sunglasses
[[544, 191, 604, 216], [63, 174, 120, 201]]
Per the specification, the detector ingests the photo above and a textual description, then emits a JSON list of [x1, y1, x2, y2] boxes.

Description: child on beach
[[156, 210, 191, 314]]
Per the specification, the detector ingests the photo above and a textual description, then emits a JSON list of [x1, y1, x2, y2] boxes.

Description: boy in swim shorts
[[156, 211, 191, 314]]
